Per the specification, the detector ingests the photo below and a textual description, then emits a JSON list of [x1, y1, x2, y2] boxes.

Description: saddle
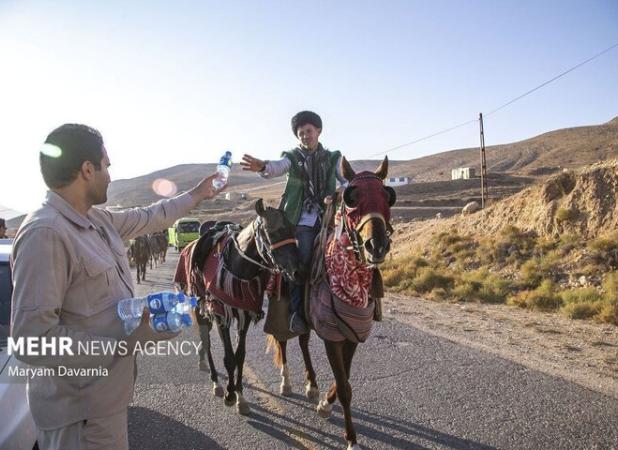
[[193, 221, 268, 326]]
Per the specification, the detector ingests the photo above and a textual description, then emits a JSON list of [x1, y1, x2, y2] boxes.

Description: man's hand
[[240, 154, 266, 172], [189, 173, 226, 203], [119, 308, 179, 356]]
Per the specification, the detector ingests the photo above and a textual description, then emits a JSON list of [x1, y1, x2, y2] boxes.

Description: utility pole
[[479, 113, 489, 208]]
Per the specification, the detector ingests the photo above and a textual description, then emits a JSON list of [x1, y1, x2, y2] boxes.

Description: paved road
[[129, 250, 618, 450]]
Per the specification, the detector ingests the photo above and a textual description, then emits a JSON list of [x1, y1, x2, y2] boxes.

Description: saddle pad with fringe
[[324, 232, 372, 308], [309, 278, 374, 343], [202, 235, 266, 318]]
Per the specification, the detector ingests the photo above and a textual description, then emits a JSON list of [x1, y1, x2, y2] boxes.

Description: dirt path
[[384, 293, 618, 399]]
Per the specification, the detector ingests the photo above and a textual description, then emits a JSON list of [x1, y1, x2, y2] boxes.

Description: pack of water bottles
[[117, 291, 198, 336]]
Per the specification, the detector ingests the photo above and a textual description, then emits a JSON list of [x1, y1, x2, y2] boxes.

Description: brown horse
[[268, 156, 396, 450]]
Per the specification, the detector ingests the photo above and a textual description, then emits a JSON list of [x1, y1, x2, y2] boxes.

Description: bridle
[[339, 175, 393, 267], [231, 216, 297, 275]]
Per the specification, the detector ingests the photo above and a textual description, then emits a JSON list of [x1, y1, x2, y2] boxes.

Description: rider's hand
[[240, 154, 266, 172]]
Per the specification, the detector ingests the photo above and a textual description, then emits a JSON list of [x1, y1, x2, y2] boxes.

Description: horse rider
[[10, 123, 225, 450], [241, 111, 348, 334]]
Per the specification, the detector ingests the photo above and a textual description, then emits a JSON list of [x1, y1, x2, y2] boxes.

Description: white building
[[385, 176, 411, 187], [451, 167, 475, 180]]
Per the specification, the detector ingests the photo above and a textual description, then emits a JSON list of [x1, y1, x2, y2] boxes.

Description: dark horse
[[130, 235, 150, 284], [267, 156, 396, 450], [175, 199, 300, 415]]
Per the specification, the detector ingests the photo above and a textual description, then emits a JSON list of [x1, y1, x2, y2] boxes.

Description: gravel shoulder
[[384, 293, 618, 400]]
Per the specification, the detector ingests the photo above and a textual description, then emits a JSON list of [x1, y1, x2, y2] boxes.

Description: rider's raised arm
[[258, 156, 292, 179]]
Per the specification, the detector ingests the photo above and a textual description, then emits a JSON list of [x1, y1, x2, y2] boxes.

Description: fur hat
[[291, 111, 322, 136]]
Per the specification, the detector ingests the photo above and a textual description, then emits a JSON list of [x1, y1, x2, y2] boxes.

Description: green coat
[[278, 148, 341, 225]]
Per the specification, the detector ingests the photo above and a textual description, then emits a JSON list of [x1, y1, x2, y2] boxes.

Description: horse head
[[253, 199, 301, 282], [340, 156, 396, 265]]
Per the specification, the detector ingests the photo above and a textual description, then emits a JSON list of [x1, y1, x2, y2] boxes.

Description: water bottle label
[[152, 314, 170, 332], [148, 294, 165, 314]]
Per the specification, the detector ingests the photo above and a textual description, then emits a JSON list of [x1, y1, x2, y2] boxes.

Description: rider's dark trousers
[[289, 224, 320, 316]]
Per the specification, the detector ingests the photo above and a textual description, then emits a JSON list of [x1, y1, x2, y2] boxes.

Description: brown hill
[[105, 116, 618, 209]]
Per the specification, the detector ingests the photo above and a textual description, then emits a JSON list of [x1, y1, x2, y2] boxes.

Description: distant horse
[[267, 157, 396, 450], [130, 235, 151, 284], [174, 199, 300, 415]]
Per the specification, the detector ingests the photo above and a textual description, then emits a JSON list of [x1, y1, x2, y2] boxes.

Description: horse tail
[[265, 334, 283, 369]]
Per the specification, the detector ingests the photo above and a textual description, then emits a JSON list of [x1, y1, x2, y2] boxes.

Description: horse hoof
[[347, 444, 361, 450], [305, 384, 319, 402], [199, 360, 208, 371], [317, 399, 332, 418], [237, 400, 250, 415], [224, 395, 235, 407], [213, 383, 224, 398], [280, 383, 293, 396]]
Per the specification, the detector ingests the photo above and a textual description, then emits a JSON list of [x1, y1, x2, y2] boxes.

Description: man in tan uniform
[[10, 123, 224, 450]]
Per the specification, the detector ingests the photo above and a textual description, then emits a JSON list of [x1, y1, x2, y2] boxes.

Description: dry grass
[[508, 280, 562, 311]]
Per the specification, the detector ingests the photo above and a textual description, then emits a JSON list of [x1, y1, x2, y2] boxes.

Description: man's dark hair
[[0, 218, 5, 228], [40, 124, 104, 189], [291, 111, 322, 136]]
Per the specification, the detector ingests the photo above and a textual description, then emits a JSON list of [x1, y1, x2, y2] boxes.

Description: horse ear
[[375, 156, 388, 180], [255, 198, 265, 216], [340, 156, 356, 182]]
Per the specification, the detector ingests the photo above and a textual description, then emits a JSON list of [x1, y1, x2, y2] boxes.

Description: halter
[[232, 216, 297, 274], [338, 175, 393, 267]]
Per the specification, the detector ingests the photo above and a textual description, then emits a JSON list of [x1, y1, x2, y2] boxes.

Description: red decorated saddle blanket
[[324, 232, 372, 308], [174, 234, 267, 319]]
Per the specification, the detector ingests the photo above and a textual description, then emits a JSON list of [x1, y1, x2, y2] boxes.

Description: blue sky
[[0, 0, 617, 212]]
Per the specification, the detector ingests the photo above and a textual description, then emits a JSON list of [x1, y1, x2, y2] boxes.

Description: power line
[[367, 118, 477, 158], [368, 42, 618, 158], [485, 42, 618, 116]]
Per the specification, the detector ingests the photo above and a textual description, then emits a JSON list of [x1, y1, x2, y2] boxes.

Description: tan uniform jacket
[[10, 191, 196, 429]]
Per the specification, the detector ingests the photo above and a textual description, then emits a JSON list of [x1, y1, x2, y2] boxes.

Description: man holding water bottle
[[241, 111, 348, 334], [10, 123, 225, 450]]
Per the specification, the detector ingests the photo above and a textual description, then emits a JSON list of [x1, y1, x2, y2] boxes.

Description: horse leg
[[278, 340, 292, 396], [299, 332, 319, 401], [136, 264, 141, 284], [321, 340, 359, 450], [215, 319, 236, 406], [197, 316, 223, 397], [234, 312, 251, 415]]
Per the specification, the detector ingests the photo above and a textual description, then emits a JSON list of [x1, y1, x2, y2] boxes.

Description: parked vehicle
[[168, 218, 200, 251], [0, 238, 38, 450]]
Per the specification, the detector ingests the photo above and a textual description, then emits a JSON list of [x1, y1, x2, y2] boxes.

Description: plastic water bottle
[[150, 312, 193, 333], [124, 292, 197, 336], [117, 291, 187, 321], [212, 151, 232, 189]]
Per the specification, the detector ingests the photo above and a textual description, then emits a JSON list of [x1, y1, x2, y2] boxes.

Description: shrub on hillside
[[382, 254, 429, 291], [598, 271, 618, 325], [452, 269, 511, 304], [509, 280, 562, 311], [559, 287, 603, 320], [588, 231, 618, 269], [555, 207, 578, 223], [412, 267, 454, 293], [491, 226, 537, 264]]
